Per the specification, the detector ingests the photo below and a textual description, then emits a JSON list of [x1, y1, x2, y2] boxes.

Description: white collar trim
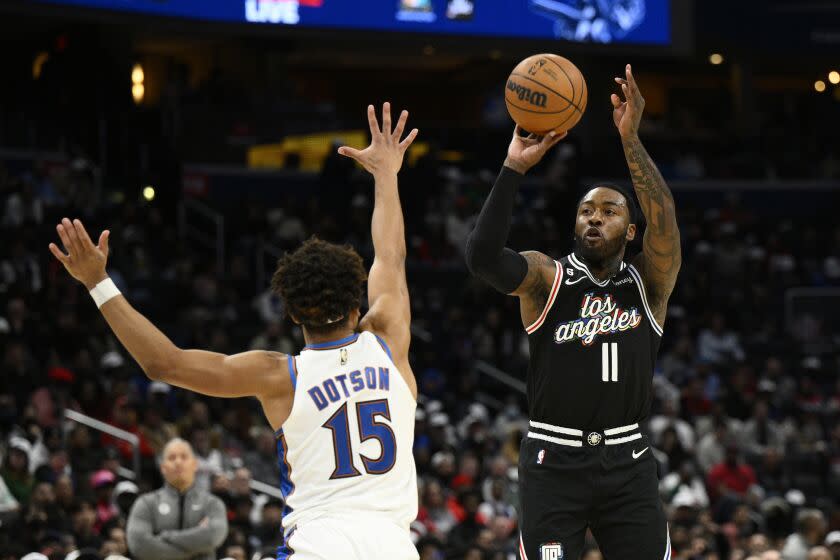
[[568, 253, 625, 286]]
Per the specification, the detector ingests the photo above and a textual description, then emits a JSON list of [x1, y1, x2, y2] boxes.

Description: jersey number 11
[[602, 342, 618, 382]]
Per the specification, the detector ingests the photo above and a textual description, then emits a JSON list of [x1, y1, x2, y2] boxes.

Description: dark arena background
[[0, 1, 839, 559]]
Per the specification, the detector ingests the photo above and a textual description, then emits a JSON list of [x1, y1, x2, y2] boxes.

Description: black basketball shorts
[[518, 433, 670, 560]]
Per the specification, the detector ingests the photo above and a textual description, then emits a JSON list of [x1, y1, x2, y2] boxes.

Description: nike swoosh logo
[[565, 276, 586, 285], [632, 447, 649, 459]]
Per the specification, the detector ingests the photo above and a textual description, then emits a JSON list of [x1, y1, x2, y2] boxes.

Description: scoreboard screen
[[35, 0, 672, 46]]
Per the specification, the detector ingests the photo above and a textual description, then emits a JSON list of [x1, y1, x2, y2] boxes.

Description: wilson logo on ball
[[506, 79, 548, 108]]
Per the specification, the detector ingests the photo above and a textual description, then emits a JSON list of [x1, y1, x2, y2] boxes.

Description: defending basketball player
[[49, 103, 421, 560], [466, 65, 680, 560]]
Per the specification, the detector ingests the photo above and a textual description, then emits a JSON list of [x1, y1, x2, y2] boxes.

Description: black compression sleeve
[[464, 165, 529, 294]]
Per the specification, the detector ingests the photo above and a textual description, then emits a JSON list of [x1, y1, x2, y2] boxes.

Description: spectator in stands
[[139, 401, 178, 456], [650, 399, 696, 452], [781, 509, 827, 560], [243, 428, 279, 485], [89, 469, 118, 532], [658, 425, 693, 473], [742, 400, 785, 460], [824, 531, 840, 558], [222, 544, 247, 560], [126, 438, 227, 560], [697, 418, 730, 473], [697, 313, 746, 365], [660, 462, 710, 510], [660, 335, 697, 386], [0, 471, 19, 521], [2, 438, 34, 504], [70, 499, 101, 551], [417, 479, 458, 541], [806, 547, 831, 560], [248, 320, 294, 355], [707, 442, 757, 503], [447, 489, 483, 557], [112, 480, 139, 519], [251, 498, 284, 552], [189, 428, 223, 492], [477, 478, 517, 526]]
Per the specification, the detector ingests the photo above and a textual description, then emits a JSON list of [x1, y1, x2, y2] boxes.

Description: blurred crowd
[[0, 144, 839, 560]]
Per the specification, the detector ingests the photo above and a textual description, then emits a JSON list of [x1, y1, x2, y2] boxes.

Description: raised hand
[[49, 218, 110, 289], [612, 64, 645, 139], [338, 102, 419, 177], [503, 126, 567, 175]]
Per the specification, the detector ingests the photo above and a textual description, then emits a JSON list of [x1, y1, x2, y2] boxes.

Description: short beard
[[573, 232, 627, 267]]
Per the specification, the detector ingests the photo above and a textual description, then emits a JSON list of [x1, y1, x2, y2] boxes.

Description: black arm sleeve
[[464, 165, 529, 294]]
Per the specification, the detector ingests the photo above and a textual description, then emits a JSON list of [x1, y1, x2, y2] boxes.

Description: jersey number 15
[[322, 398, 397, 479]]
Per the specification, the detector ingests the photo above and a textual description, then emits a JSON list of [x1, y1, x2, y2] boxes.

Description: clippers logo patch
[[537, 449, 545, 464], [541, 542, 564, 560]]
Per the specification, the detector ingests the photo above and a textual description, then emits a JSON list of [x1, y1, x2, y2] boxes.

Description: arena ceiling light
[[709, 53, 724, 65], [132, 63, 145, 104], [814, 80, 826, 93], [829, 71, 840, 85]]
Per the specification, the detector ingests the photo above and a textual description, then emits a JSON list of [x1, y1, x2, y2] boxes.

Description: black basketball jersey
[[525, 252, 663, 430]]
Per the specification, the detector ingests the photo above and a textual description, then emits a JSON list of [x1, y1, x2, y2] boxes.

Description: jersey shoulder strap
[[525, 259, 562, 335]]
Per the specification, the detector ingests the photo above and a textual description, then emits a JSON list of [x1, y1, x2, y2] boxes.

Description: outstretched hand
[[49, 218, 110, 289], [611, 64, 645, 139], [504, 126, 567, 175], [338, 102, 419, 176]]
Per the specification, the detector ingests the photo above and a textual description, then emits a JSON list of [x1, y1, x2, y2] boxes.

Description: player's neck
[[302, 327, 357, 347], [575, 250, 625, 281]]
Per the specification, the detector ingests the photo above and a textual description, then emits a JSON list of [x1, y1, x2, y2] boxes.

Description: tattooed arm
[[513, 251, 556, 328], [612, 64, 681, 326]]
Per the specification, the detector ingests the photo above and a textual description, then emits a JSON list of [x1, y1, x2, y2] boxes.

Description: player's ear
[[626, 223, 636, 242]]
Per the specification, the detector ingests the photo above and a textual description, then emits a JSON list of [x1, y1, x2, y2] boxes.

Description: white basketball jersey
[[275, 331, 417, 534]]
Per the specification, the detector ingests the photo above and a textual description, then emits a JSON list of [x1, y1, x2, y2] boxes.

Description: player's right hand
[[49, 218, 110, 290], [337, 102, 419, 177], [504, 125, 566, 175]]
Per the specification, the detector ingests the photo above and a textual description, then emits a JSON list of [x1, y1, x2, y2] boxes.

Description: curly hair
[[271, 237, 367, 334]]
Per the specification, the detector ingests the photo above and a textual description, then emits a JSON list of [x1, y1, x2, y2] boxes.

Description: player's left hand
[[612, 64, 644, 139], [49, 218, 110, 290], [338, 102, 419, 177]]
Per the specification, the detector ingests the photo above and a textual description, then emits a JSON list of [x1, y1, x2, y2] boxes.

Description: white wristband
[[89, 278, 121, 309]]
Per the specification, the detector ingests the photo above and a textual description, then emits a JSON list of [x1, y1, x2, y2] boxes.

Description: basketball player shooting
[[49, 103, 421, 560], [466, 65, 681, 560]]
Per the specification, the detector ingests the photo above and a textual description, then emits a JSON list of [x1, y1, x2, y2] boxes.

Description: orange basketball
[[504, 53, 587, 135]]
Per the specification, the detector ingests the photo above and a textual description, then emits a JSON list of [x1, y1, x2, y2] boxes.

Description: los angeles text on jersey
[[307, 367, 390, 410], [554, 292, 642, 346]]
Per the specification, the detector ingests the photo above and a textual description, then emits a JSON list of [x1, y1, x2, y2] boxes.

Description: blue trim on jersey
[[277, 428, 295, 560], [373, 333, 393, 361], [303, 332, 359, 351], [287, 355, 297, 389], [276, 524, 296, 559], [276, 435, 295, 502]]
